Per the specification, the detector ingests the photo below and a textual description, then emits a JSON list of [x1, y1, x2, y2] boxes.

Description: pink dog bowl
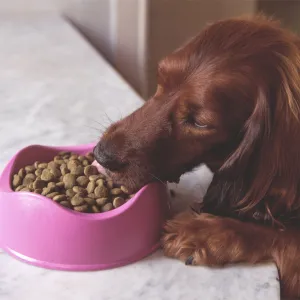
[[0, 143, 169, 271]]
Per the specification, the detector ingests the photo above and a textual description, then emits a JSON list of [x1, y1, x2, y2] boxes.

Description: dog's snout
[[93, 142, 126, 172]]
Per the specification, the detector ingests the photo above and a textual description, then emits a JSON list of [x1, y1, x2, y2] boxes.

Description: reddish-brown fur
[[94, 15, 300, 298]]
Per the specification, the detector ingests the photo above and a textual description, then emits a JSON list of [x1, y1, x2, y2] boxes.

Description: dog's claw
[[185, 256, 194, 265]]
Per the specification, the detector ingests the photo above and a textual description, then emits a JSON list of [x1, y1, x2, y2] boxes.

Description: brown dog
[[94, 15, 300, 298]]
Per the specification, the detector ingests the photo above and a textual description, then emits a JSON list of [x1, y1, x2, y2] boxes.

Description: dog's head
[[94, 16, 300, 216]]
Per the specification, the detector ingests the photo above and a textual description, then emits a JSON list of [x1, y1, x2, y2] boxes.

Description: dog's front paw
[[162, 211, 253, 266]]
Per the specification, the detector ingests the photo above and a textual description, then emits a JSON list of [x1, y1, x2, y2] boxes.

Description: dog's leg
[[162, 211, 300, 298]]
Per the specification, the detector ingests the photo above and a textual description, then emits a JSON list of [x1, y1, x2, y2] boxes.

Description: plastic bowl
[[0, 143, 169, 271]]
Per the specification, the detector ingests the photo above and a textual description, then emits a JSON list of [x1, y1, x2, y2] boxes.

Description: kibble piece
[[86, 152, 94, 163], [96, 179, 104, 187], [67, 159, 80, 170], [74, 204, 89, 212], [84, 165, 98, 177], [87, 181, 96, 194], [69, 154, 79, 160], [76, 176, 89, 187], [66, 189, 76, 198], [53, 194, 67, 202], [73, 188, 87, 197], [63, 173, 76, 189], [33, 189, 43, 194], [82, 159, 89, 166], [70, 165, 84, 176], [60, 201, 71, 208], [42, 186, 56, 196], [88, 193, 96, 199], [15, 185, 26, 191], [89, 175, 101, 181], [129, 194, 136, 199], [59, 151, 71, 156], [28, 182, 34, 190], [73, 186, 86, 194], [41, 169, 54, 182], [106, 180, 114, 189], [92, 205, 100, 213], [60, 164, 69, 176], [111, 188, 122, 195], [47, 192, 60, 199], [33, 179, 46, 190], [56, 182, 65, 188], [78, 155, 85, 161], [35, 168, 43, 177], [113, 197, 125, 208], [102, 203, 113, 212], [38, 163, 48, 169], [96, 198, 108, 206], [94, 186, 108, 198], [120, 186, 130, 194], [84, 197, 96, 205], [18, 168, 26, 178], [12, 175, 22, 187], [48, 182, 56, 188], [48, 161, 58, 170], [71, 195, 85, 206], [34, 161, 40, 169], [23, 173, 36, 186], [20, 187, 31, 192], [54, 156, 64, 164], [25, 165, 36, 173], [50, 167, 61, 178]]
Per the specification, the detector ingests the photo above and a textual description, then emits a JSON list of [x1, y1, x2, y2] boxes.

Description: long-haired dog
[[94, 15, 300, 298]]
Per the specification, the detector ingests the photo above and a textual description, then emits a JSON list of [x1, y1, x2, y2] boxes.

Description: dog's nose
[[93, 142, 126, 172]]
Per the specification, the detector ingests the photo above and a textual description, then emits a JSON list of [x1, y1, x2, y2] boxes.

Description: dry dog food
[[11, 151, 135, 213]]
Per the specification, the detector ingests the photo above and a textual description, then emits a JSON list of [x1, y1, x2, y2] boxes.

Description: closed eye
[[194, 122, 208, 128]]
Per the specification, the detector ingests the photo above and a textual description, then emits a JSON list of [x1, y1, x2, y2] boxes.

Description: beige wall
[[146, 0, 256, 97], [2, 1, 299, 100], [258, 0, 300, 34]]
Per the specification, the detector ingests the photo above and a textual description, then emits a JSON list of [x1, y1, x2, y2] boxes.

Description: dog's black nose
[[93, 142, 126, 171]]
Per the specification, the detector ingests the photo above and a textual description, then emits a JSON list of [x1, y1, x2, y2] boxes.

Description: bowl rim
[[0, 143, 166, 221]]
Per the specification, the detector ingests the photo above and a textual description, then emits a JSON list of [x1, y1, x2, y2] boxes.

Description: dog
[[94, 15, 300, 298]]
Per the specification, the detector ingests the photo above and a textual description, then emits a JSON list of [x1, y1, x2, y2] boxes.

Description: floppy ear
[[219, 40, 300, 221]]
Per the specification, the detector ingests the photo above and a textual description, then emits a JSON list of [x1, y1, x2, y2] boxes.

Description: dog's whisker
[[149, 173, 167, 186]]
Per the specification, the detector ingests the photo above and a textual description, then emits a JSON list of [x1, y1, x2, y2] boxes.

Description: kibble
[[76, 176, 89, 187], [86, 181, 96, 194], [53, 194, 67, 202], [63, 173, 76, 189], [33, 179, 46, 190], [41, 169, 54, 182], [12, 175, 22, 187], [113, 197, 125, 208], [102, 203, 113, 212], [12, 151, 131, 213], [74, 204, 89, 212], [111, 188, 122, 195], [84, 165, 98, 177], [71, 194, 85, 206], [47, 192, 60, 199], [18, 168, 26, 178], [25, 165, 35, 173], [94, 186, 108, 198]]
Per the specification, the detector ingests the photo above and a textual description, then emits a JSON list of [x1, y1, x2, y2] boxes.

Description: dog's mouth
[[93, 161, 181, 189]]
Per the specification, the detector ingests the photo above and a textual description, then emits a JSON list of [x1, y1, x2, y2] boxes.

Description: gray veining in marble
[[0, 14, 280, 300]]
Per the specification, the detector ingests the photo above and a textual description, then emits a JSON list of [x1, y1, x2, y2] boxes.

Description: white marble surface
[[0, 14, 279, 299]]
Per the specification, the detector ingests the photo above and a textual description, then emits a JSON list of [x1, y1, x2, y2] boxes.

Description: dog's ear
[[220, 40, 300, 219]]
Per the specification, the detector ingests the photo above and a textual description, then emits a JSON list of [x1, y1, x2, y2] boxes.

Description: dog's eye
[[194, 121, 208, 129]]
